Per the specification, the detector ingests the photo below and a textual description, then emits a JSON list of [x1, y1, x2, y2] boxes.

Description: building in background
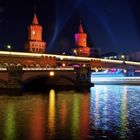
[[101, 52, 129, 61], [24, 13, 46, 53], [129, 52, 140, 62], [90, 47, 101, 58]]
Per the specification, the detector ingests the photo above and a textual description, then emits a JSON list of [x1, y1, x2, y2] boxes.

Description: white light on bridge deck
[[49, 71, 55, 76], [0, 51, 140, 66]]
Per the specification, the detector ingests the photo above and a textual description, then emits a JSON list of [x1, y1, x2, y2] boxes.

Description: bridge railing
[[22, 67, 75, 71], [0, 68, 7, 71], [0, 67, 75, 71]]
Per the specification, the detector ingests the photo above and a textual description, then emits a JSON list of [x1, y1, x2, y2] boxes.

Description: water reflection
[[120, 86, 128, 139], [71, 95, 80, 139], [48, 89, 56, 139], [60, 99, 67, 128], [29, 97, 45, 140], [90, 85, 140, 139], [0, 86, 140, 139], [4, 103, 15, 140]]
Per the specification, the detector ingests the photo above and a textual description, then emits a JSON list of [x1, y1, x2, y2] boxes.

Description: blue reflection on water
[[90, 85, 140, 139]]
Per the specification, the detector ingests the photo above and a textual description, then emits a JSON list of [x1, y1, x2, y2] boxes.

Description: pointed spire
[[79, 21, 84, 33], [32, 13, 39, 25]]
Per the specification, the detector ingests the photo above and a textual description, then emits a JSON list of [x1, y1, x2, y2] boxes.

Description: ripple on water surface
[[0, 85, 139, 139]]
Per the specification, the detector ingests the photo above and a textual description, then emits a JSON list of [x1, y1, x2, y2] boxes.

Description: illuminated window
[[32, 31, 35, 35]]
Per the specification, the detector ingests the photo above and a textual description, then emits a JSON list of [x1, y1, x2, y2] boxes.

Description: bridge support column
[[75, 67, 93, 87], [6, 66, 23, 89]]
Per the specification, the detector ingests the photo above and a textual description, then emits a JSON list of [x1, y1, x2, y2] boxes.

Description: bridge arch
[[23, 74, 76, 89], [16, 63, 23, 69], [45, 64, 50, 68], [3, 63, 9, 68]]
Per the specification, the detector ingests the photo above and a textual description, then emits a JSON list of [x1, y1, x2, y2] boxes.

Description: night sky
[[0, 0, 140, 55]]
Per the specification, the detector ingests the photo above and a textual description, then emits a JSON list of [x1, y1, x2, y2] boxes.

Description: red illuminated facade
[[73, 22, 90, 57], [25, 13, 46, 53]]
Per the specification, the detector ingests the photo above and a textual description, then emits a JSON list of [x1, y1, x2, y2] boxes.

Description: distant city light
[[121, 55, 125, 59]]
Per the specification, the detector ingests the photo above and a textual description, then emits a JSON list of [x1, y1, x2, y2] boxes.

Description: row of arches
[[0, 63, 52, 69]]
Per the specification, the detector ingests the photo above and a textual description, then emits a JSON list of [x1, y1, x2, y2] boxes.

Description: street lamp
[[73, 49, 78, 65], [73, 49, 77, 55], [7, 45, 11, 50], [121, 54, 125, 60], [7, 45, 11, 66]]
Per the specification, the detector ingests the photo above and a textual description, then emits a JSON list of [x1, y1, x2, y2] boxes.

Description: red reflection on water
[[80, 94, 89, 140], [29, 99, 45, 140], [61, 100, 67, 128]]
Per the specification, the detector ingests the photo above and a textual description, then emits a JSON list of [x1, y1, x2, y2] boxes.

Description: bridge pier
[[6, 66, 23, 89], [75, 67, 93, 87]]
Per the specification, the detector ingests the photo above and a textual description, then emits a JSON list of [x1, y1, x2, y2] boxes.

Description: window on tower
[[32, 31, 35, 35]]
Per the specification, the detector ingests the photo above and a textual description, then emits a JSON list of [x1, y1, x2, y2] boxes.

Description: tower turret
[[32, 13, 39, 25], [73, 22, 90, 57], [25, 13, 46, 53], [75, 23, 87, 47]]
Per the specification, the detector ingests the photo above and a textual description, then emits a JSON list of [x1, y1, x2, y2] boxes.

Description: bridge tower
[[25, 13, 46, 53], [73, 22, 90, 57]]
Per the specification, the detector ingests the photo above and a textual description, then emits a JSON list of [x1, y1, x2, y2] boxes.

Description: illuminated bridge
[[0, 51, 140, 89], [0, 51, 140, 69]]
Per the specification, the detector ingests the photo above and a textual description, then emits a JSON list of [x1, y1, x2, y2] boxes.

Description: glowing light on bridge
[[95, 69, 98, 72], [0, 51, 140, 66], [62, 63, 66, 67], [83, 64, 86, 67], [49, 71, 55, 76]]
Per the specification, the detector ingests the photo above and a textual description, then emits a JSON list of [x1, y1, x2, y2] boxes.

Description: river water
[[0, 85, 140, 140]]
